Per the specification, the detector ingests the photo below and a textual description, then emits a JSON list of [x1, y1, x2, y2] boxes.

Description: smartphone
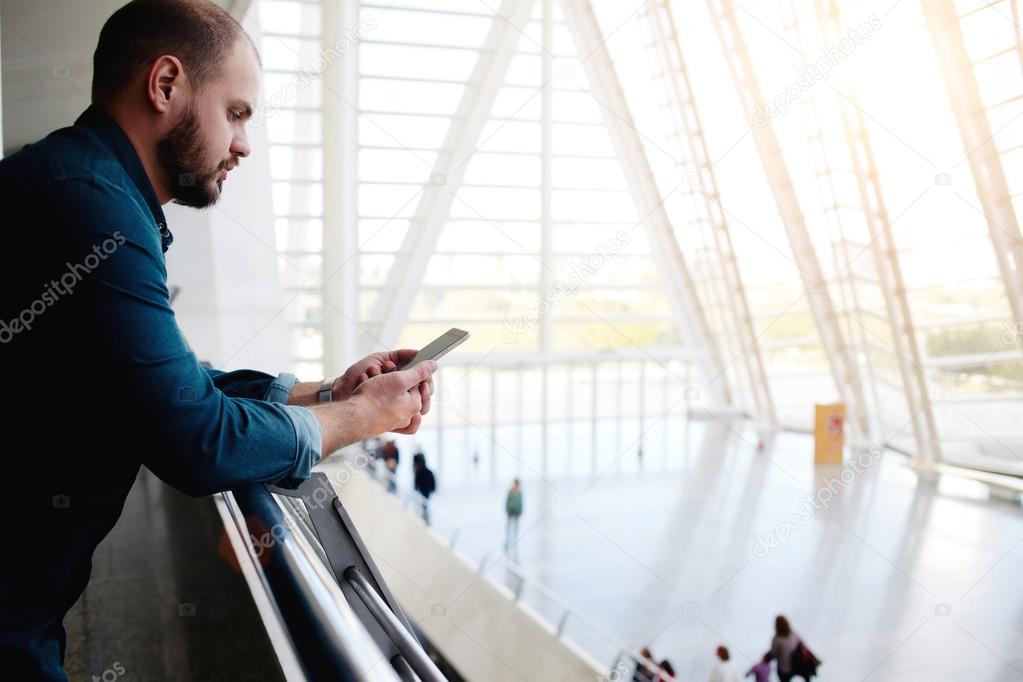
[[397, 328, 470, 370]]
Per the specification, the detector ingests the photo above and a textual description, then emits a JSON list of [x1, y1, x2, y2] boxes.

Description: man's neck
[[100, 103, 172, 205]]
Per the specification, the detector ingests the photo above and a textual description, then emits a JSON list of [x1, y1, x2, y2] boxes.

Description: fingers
[[389, 384, 422, 432], [389, 348, 419, 366], [418, 380, 431, 415], [354, 360, 434, 434], [398, 360, 438, 388], [393, 413, 422, 434]]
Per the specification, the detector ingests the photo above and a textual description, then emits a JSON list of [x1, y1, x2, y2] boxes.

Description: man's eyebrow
[[232, 100, 255, 119]]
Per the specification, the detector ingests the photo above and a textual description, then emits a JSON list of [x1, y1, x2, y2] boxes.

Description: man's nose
[[231, 131, 251, 158]]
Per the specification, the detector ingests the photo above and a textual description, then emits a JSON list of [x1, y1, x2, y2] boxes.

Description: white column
[[540, 0, 554, 355], [321, 0, 361, 374]]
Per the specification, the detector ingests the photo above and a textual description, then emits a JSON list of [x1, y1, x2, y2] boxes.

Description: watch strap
[[318, 377, 335, 403]]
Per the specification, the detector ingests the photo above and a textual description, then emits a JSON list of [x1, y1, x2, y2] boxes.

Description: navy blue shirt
[[0, 105, 321, 679]]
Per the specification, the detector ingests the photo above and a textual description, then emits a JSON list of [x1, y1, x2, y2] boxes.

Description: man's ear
[[146, 55, 186, 114]]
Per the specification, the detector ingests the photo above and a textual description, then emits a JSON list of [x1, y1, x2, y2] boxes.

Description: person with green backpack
[[505, 479, 524, 549]]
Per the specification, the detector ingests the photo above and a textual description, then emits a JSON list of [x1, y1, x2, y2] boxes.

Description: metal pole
[[591, 362, 598, 474], [345, 567, 447, 682], [490, 365, 498, 481]]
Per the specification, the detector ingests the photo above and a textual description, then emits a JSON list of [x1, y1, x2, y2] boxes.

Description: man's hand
[[309, 360, 439, 455], [287, 349, 434, 411], [352, 360, 438, 435], [332, 349, 434, 415]]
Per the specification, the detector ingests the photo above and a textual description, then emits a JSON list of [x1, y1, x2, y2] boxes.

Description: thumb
[[399, 360, 437, 387]]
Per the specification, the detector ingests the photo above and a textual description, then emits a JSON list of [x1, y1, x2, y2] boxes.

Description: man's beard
[[157, 105, 234, 209]]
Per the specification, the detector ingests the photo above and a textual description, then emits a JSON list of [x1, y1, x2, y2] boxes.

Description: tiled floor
[[380, 417, 1023, 681]]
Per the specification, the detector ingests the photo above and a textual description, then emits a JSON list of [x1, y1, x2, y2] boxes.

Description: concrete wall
[[319, 461, 604, 682]]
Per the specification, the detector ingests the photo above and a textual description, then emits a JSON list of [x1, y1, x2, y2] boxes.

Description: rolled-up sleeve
[[263, 372, 299, 404], [278, 404, 323, 487], [59, 178, 320, 497], [203, 367, 298, 404]]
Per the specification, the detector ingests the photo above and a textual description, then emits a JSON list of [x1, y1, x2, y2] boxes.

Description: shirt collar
[[74, 105, 174, 253]]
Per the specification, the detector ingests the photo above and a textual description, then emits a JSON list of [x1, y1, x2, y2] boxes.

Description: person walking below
[[765, 615, 798, 681], [764, 614, 819, 681], [379, 439, 400, 493], [632, 647, 658, 682], [745, 658, 771, 682], [708, 645, 741, 682], [505, 479, 523, 549], [412, 452, 436, 525]]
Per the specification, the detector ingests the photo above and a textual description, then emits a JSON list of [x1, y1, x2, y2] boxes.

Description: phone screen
[[397, 328, 470, 370]]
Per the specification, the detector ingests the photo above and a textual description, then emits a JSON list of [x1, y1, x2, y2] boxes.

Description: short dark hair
[[92, 0, 255, 104]]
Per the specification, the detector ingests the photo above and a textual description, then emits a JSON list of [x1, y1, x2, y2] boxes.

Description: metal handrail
[[221, 484, 399, 682], [271, 474, 451, 680], [345, 566, 447, 682]]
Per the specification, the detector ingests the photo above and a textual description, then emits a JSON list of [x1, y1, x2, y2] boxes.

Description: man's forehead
[[212, 39, 261, 100]]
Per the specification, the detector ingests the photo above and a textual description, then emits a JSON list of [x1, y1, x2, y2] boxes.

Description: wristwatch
[[318, 376, 336, 404]]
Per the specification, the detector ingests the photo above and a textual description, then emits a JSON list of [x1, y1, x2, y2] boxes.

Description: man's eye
[[229, 110, 241, 121]]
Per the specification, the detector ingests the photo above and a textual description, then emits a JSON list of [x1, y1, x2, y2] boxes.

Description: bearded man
[[0, 2, 436, 678]]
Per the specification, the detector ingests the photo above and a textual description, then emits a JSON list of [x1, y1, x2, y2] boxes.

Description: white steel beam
[[1014, 0, 1023, 77], [815, 0, 941, 464], [364, 0, 535, 350], [706, 0, 871, 440], [921, 0, 1023, 333], [642, 0, 776, 427], [561, 0, 730, 405]]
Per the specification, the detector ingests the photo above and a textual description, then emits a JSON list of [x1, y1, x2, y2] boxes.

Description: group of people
[[371, 440, 527, 542], [373, 439, 437, 524], [634, 616, 820, 681]]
